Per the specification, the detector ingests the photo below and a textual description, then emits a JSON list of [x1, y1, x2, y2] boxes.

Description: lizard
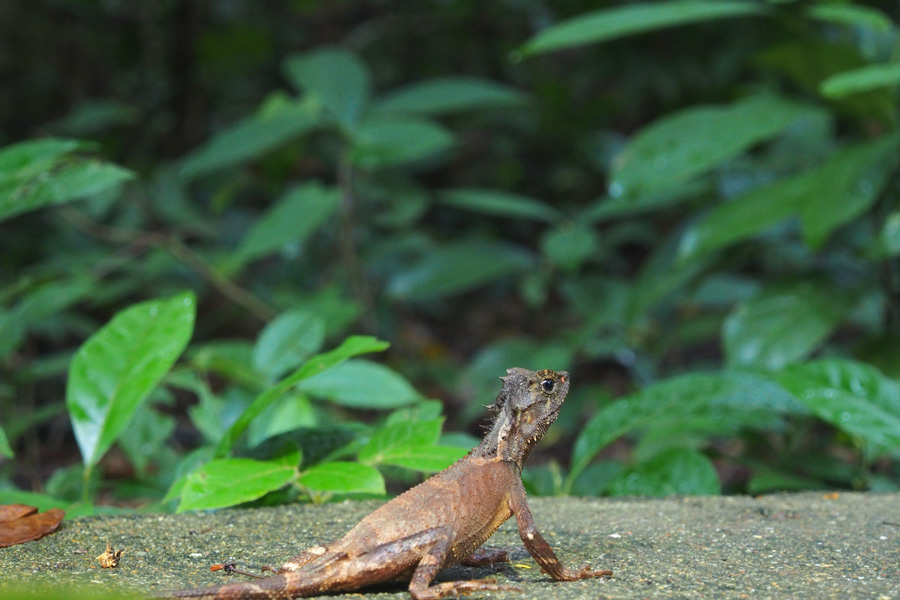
[[159, 368, 612, 600]]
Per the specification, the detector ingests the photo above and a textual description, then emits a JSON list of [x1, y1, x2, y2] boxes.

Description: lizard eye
[[540, 378, 555, 394]]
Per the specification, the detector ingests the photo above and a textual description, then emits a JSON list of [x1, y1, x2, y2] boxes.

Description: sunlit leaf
[[284, 48, 370, 128], [214, 336, 390, 457], [298, 359, 421, 409], [374, 77, 527, 115], [298, 461, 385, 495], [723, 282, 854, 371], [380, 445, 467, 473], [522, 0, 765, 55], [67, 291, 196, 467], [247, 393, 318, 447], [359, 418, 443, 464], [177, 455, 299, 512], [439, 188, 562, 223], [388, 239, 534, 301], [235, 182, 339, 266], [610, 94, 816, 200]]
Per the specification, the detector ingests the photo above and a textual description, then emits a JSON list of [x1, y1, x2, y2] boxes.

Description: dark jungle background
[[1, 0, 899, 514]]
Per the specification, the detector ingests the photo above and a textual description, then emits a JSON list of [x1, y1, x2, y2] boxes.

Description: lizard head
[[490, 368, 570, 468]]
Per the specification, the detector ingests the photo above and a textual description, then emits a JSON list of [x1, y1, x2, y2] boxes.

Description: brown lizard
[[160, 368, 612, 599]]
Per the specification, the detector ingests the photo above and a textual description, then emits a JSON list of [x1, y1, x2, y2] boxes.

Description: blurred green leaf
[[522, 0, 764, 55], [298, 461, 385, 496], [806, 4, 893, 32], [253, 309, 326, 382], [235, 182, 340, 266], [0, 138, 133, 223], [351, 118, 453, 169], [298, 359, 421, 409], [0, 424, 12, 458], [374, 77, 527, 115], [380, 444, 468, 473], [439, 188, 562, 222], [284, 48, 370, 128], [569, 371, 803, 485], [66, 291, 196, 467], [178, 454, 299, 512], [608, 448, 720, 496], [388, 239, 533, 301], [775, 359, 900, 454], [214, 336, 390, 457], [540, 223, 600, 271], [117, 403, 176, 474], [180, 96, 321, 178], [247, 393, 318, 447], [610, 94, 816, 199], [821, 62, 900, 99], [359, 418, 442, 465], [723, 282, 854, 371], [797, 135, 899, 248], [679, 135, 899, 259]]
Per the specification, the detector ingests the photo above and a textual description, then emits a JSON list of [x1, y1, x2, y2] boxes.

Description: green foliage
[[2, 0, 900, 514]]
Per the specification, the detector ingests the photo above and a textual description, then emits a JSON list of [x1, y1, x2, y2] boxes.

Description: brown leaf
[[0, 507, 65, 547], [0, 504, 38, 522]]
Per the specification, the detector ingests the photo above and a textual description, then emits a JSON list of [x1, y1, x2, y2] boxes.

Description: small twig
[[58, 207, 276, 322]]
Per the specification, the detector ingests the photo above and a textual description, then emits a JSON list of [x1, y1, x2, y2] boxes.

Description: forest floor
[[2, 492, 898, 599]]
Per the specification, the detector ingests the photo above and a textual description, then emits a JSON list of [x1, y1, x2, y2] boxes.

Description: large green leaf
[[568, 371, 803, 486], [807, 4, 893, 32], [821, 62, 900, 99], [0, 138, 134, 223], [67, 291, 196, 467], [610, 94, 816, 199], [358, 418, 443, 465], [374, 77, 528, 115], [235, 182, 340, 266], [297, 359, 421, 409], [775, 359, 900, 453], [351, 117, 454, 170], [180, 96, 321, 178], [439, 188, 562, 223], [284, 48, 370, 128], [298, 461, 385, 496], [522, 0, 765, 55], [253, 309, 326, 382], [379, 445, 468, 473], [387, 239, 534, 301], [723, 282, 854, 371], [178, 453, 299, 512], [679, 135, 899, 259], [608, 448, 720, 497], [214, 336, 389, 457]]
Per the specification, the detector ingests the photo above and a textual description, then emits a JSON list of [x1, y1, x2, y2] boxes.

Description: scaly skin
[[159, 368, 612, 600]]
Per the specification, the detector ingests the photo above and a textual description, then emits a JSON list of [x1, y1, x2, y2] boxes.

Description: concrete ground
[[2, 492, 898, 599]]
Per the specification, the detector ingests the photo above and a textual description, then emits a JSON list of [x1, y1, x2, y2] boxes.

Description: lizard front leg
[[407, 526, 521, 600], [509, 479, 612, 581]]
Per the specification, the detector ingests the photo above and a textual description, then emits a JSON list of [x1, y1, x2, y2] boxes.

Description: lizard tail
[[158, 572, 318, 600]]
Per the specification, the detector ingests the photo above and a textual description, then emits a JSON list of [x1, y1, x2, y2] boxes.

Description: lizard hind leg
[[408, 528, 520, 600]]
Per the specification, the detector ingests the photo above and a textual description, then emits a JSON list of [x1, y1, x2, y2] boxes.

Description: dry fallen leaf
[[97, 541, 125, 568], [0, 505, 65, 548]]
